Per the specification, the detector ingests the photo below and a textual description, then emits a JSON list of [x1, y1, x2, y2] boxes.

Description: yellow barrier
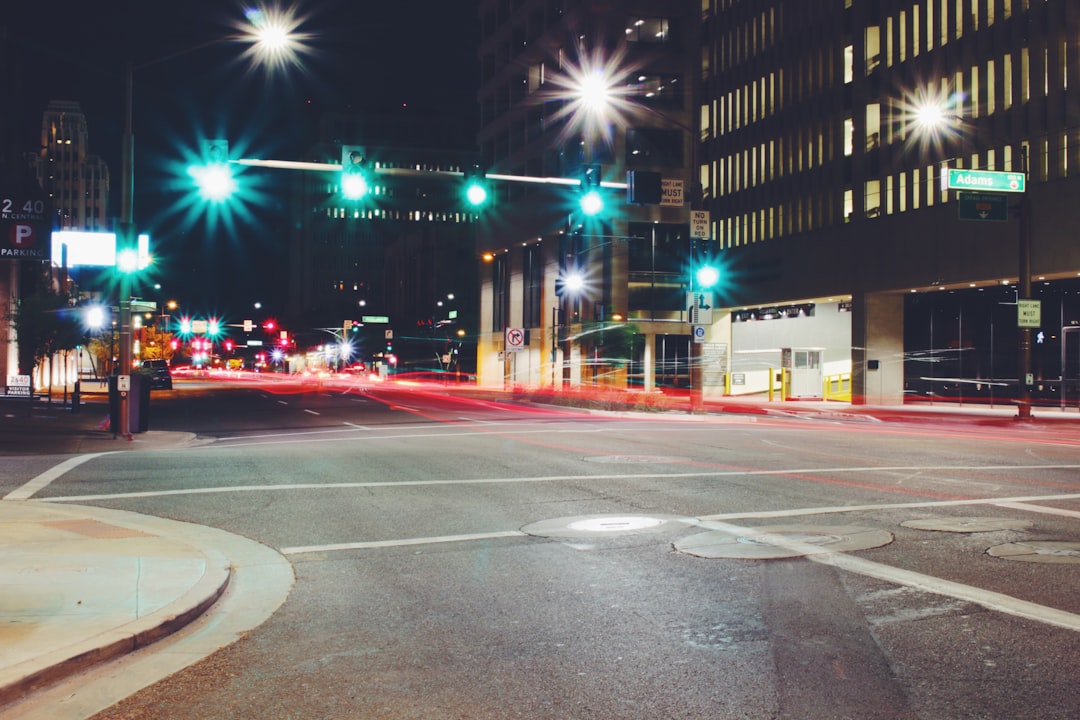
[[823, 372, 852, 402], [768, 368, 788, 401]]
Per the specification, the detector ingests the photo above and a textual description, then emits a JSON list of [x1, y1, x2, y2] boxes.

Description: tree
[[10, 266, 84, 377]]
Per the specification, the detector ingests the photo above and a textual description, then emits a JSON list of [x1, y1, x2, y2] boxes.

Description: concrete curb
[[0, 504, 233, 708]]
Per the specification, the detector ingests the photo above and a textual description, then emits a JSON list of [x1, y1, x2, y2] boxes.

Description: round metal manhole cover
[[986, 541, 1080, 564], [674, 524, 894, 560], [521, 514, 692, 539], [582, 455, 688, 464], [901, 517, 1033, 533]]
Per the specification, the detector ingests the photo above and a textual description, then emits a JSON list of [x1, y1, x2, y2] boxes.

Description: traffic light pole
[[117, 62, 136, 440], [689, 237, 704, 414]]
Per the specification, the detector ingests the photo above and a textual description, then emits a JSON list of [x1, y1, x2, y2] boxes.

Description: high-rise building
[[286, 110, 481, 372], [32, 101, 110, 232], [478, 0, 1080, 407], [475, 0, 699, 391]]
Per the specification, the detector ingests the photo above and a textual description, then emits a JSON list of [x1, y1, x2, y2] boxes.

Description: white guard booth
[[782, 347, 824, 399]]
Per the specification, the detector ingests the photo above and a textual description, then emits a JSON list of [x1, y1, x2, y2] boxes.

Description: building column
[[643, 333, 655, 391], [851, 291, 905, 405]]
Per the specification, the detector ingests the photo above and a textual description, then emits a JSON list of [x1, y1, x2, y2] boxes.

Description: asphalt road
[[9, 377, 1080, 719]]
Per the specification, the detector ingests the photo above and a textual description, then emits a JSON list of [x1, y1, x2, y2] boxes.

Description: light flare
[[235, 3, 315, 75]]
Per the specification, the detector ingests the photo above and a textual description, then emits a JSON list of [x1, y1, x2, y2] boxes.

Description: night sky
[[4, 0, 478, 319]]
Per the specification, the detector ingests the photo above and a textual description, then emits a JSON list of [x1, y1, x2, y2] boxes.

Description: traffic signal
[[579, 163, 603, 216], [207, 317, 221, 337], [341, 145, 371, 200], [696, 264, 720, 289], [463, 164, 489, 207], [627, 170, 662, 205], [189, 139, 236, 202]]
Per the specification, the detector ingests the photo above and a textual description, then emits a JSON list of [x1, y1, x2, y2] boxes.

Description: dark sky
[[4, 0, 478, 318]]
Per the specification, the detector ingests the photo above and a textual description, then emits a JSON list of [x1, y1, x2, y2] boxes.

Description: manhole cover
[[674, 524, 893, 560], [521, 514, 691, 539], [986, 541, 1080, 564], [567, 516, 665, 532], [902, 517, 1033, 533]]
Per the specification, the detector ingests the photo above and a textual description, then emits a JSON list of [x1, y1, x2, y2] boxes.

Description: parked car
[[144, 359, 173, 389]]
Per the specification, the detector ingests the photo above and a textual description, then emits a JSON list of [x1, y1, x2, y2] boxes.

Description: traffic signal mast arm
[[231, 158, 630, 189]]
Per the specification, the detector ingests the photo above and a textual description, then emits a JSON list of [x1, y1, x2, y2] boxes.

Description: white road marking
[[4, 452, 117, 501], [303, 409, 320, 416], [690, 517, 1080, 632], [994, 501, 1080, 520], [281, 530, 525, 555]]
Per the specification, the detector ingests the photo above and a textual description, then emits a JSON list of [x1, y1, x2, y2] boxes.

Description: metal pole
[[117, 61, 136, 438], [689, 236, 704, 413], [551, 306, 557, 387], [1017, 146, 1032, 419]]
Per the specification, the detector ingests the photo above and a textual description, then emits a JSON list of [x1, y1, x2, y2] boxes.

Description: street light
[[909, 97, 1033, 419], [115, 10, 306, 435]]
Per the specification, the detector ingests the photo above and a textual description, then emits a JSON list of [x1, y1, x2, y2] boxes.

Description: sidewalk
[[0, 394, 224, 710], [0, 384, 1077, 710], [0, 502, 232, 708]]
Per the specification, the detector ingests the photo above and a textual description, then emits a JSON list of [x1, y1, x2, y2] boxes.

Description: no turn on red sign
[[505, 327, 525, 352]]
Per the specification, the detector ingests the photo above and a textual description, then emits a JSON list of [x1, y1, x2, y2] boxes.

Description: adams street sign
[[943, 168, 1026, 194]]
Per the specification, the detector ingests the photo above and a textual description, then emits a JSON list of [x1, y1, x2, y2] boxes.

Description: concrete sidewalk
[[0, 502, 232, 708]]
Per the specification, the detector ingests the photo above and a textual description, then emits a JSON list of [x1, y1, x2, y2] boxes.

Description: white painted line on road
[[343, 422, 371, 430], [994, 501, 1080, 520], [281, 530, 525, 555], [694, 517, 1080, 633], [698, 489, 1080, 522], [3, 452, 117, 501], [209, 423, 609, 447], [304, 409, 320, 416], [277, 400, 288, 405]]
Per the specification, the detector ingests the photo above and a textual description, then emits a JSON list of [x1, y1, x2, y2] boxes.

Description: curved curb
[[0, 505, 233, 708]]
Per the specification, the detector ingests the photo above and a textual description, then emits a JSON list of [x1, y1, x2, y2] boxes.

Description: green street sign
[[958, 192, 1008, 222], [362, 315, 390, 323], [944, 168, 1026, 193]]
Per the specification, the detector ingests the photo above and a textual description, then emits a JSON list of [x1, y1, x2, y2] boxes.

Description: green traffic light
[[189, 163, 237, 202], [580, 189, 603, 216], [465, 181, 488, 206], [696, 265, 720, 289], [342, 173, 370, 200]]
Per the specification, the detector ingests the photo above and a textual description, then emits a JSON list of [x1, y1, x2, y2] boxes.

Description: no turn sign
[[505, 327, 525, 352]]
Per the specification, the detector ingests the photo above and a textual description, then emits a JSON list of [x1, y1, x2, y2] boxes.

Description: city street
[[5, 378, 1080, 719]]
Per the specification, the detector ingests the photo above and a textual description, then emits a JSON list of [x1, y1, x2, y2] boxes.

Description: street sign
[[0, 187, 52, 260], [243, 319, 254, 332], [5, 375, 31, 397], [505, 327, 525, 352], [958, 192, 1008, 222], [687, 292, 714, 325], [660, 178, 684, 206], [1018, 299, 1041, 328], [690, 211, 711, 239], [944, 168, 1025, 194], [692, 325, 706, 344], [362, 315, 390, 323]]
